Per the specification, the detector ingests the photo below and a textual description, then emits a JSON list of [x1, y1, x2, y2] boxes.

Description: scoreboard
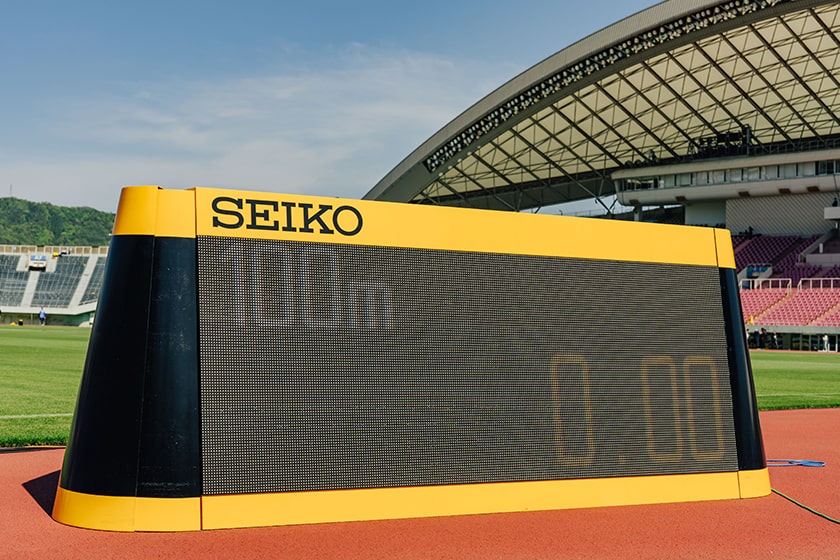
[[52, 186, 769, 532]]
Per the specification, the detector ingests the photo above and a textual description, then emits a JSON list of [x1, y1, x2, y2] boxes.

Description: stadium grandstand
[[365, 0, 840, 352], [0, 245, 108, 327]]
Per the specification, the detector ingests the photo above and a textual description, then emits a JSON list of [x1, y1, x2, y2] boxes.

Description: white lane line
[[0, 413, 73, 419]]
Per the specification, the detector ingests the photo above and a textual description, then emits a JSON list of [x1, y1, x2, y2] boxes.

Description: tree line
[[0, 197, 114, 247]]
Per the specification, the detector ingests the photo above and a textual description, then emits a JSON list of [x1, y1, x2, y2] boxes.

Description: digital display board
[[198, 237, 738, 494], [53, 186, 768, 532]]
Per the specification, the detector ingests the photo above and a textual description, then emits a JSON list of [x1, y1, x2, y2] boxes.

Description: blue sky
[[1, 0, 654, 212]]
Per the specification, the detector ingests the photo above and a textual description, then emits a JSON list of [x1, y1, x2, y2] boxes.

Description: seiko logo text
[[211, 197, 363, 236]]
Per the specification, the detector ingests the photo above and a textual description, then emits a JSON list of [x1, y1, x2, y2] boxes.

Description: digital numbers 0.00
[[550, 354, 728, 466]]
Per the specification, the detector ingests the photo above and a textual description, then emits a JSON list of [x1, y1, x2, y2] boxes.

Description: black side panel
[[720, 268, 766, 470], [60, 235, 155, 496], [60, 235, 201, 498], [136, 237, 201, 498]]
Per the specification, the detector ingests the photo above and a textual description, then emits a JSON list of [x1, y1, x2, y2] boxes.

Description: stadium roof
[[364, 0, 840, 213]]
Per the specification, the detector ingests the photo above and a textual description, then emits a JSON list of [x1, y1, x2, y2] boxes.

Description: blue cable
[[767, 459, 826, 467]]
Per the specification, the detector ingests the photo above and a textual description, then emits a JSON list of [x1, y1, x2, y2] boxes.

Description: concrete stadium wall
[[727, 192, 840, 236]]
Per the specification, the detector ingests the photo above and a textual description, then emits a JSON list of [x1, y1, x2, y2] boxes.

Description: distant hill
[[0, 197, 114, 247]]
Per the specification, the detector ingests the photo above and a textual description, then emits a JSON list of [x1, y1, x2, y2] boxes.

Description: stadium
[[4, 0, 840, 353], [2, 0, 840, 554]]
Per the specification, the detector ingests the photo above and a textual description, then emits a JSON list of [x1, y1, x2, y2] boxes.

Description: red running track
[[2, 409, 838, 560]]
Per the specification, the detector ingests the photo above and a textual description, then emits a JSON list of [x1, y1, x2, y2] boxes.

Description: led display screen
[[197, 236, 739, 495]]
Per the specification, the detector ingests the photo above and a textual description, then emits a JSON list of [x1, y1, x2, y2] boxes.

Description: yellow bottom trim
[[52, 469, 772, 532], [52, 487, 201, 532], [202, 471, 763, 530], [738, 468, 771, 498]]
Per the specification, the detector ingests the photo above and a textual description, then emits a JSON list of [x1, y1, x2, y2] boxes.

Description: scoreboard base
[[52, 469, 770, 532]]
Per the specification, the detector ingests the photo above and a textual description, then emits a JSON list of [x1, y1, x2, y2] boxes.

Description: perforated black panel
[[197, 236, 738, 495]]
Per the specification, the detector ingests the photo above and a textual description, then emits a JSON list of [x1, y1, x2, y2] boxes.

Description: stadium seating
[[31, 256, 88, 308], [733, 235, 799, 272], [740, 287, 790, 323], [783, 263, 823, 286], [0, 255, 28, 307], [0, 249, 108, 317], [750, 287, 840, 326], [733, 232, 840, 328], [819, 264, 840, 278], [770, 235, 821, 278], [79, 258, 106, 305], [732, 234, 832, 280], [812, 291, 840, 327]]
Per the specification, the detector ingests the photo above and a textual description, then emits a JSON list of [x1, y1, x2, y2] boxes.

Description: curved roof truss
[[365, 0, 840, 212]]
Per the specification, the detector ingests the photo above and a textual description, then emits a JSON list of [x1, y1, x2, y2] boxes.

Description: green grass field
[[749, 350, 840, 410], [0, 326, 89, 446], [1, 325, 838, 446]]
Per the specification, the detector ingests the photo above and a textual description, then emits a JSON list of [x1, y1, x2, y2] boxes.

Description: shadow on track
[[23, 470, 59, 516]]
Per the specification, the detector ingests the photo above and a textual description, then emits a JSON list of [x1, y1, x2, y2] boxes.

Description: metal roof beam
[[469, 151, 547, 210], [721, 27, 819, 138], [547, 101, 629, 170], [590, 81, 681, 160], [613, 67, 700, 155], [695, 29, 795, 144], [484, 136, 581, 206], [509, 125, 615, 214], [639, 59, 719, 144], [760, 18, 840, 130], [447, 165, 519, 211], [661, 49, 752, 145], [426, 177, 470, 204]]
